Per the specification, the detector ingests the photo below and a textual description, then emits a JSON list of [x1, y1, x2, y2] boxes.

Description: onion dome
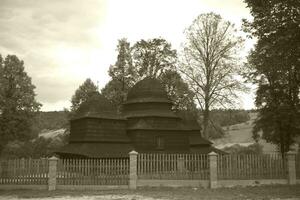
[[73, 94, 120, 119], [125, 77, 171, 104]]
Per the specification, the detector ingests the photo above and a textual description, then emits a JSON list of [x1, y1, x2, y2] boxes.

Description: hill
[[212, 112, 278, 153], [36, 111, 68, 131]]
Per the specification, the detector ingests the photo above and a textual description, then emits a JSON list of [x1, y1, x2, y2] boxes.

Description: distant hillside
[[36, 111, 68, 131], [212, 113, 278, 153], [210, 109, 250, 127]]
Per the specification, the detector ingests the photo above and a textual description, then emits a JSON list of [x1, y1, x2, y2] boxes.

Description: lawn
[[0, 185, 299, 200]]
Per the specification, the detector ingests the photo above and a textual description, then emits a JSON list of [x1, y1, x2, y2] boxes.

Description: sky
[[0, 0, 256, 111]]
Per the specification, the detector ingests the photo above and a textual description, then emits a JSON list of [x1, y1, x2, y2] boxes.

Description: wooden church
[[57, 77, 221, 158]]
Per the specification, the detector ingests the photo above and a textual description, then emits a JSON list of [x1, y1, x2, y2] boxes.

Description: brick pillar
[[129, 150, 138, 189], [209, 151, 218, 189], [48, 156, 59, 191], [286, 151, 296, 185]]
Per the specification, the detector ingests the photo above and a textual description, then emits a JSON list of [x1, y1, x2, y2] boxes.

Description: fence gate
[[57, 158, 129, 186]]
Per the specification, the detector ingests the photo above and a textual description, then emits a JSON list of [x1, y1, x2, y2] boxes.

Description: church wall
[[127, 117, 181, 130], [69, 118, 88, 142], [127, 130, 190, 152]]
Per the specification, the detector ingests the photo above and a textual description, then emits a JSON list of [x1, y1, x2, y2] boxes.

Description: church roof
[[124, 77, 172, 104], [72, 94, 121, 120]]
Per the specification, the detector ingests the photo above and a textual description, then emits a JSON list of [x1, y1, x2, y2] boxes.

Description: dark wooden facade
[[57, 78, 220, 158]]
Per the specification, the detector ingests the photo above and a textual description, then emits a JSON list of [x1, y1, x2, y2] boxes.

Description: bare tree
[[179, 13, 246, 139]]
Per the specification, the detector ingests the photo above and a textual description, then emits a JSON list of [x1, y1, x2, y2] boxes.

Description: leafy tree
[[102, 39, 136, 107], [0, 54, 41, 154], [180, 13, 246, 139], [103, 38, 196, 111], [243, 0, 300, 155], [159, 70, 196, 111], [132, 38, 177, 78], [70, 78, 99, 113]]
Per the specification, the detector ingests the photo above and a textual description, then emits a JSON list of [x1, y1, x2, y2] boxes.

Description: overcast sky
[[0, 0, 256, 111]]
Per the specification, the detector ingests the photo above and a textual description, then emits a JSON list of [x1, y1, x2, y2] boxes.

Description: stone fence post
[[48, 156, 59, 191], [0, 160, 2, 177], [177, 156, 185, 172], [208, 151, 218, 189], [286, 151, 296, 185], [129, 150, 138, 189]]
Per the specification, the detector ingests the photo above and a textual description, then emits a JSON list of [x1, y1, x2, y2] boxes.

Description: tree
[[243, 0, 300, 155], [180, 13, 246, 139], [0, 54, 41, 153], [159, 70, 196, 111], [102, 39, 136, 107], [103, 38, 196, 111], [70, 78, 99, 113], [132, 38, 177, 78]]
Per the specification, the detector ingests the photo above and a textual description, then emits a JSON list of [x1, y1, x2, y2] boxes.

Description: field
[[213, 113, 278, 153], [0, 185, 299, 200]]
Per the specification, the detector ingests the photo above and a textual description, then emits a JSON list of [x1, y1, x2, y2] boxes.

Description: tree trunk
[[203, 103, 210, 139]]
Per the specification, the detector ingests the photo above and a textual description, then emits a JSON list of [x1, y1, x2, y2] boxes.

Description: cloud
[[0, 0, 255, 111], [0, 0, 107, 110]]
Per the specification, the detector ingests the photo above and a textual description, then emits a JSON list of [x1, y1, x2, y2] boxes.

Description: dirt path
[[1, 195, 167, 200], [1, 185, 299, 200]]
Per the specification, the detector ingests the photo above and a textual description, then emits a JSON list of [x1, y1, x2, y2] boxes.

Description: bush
[[0, 134, 68, 158], [222, 143, 263, 154]]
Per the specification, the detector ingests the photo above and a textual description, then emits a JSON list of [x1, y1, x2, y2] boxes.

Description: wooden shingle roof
[[72, 94, 120, 120], [124, 77, 172, 104]]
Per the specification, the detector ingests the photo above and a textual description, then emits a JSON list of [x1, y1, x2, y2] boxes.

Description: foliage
[[243, 0, 300, 154], [36, 111, 68, 131], [180, 12, 246, 138], [200, 109, 250, 139], [103, 39, 137, 107], [0, 54, 41, 154], [0, 135, 68, 158], [132, 38, 177, 78], [210, 109, 250, 127], [70, 78, 99, 113], [73, 93, 118, 117], [222, 143, 263, 154], [101, 79, 126, 108], [159, 70, 195, 111], [205, 121, 225, 139], [102, 38, 196, 111]]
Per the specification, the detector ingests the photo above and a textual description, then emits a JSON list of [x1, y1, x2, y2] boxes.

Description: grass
[[0, 185, 299, 199]]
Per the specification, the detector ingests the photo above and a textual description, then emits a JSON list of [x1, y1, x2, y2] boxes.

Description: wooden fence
[[217, 154, 286, 180], [0, 158, 48, 185], [137, 153, 209, 180], [0, 152, 298, 190], [57, 158, 129, 185]]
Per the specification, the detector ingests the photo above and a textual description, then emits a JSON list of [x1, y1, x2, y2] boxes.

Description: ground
[[0, 185, 299, 200]]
